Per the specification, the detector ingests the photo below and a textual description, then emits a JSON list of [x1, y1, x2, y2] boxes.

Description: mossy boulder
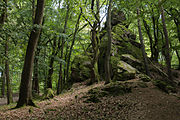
[[153, 80, 177, 93], [117, 60, 137, 74], [112, 24, 142, 60], [84, 82, 131, 103], [138, 74, 151, 82], [111, 60, 137, 81], [71, 55, 91, 82], [121, 54, 143, 71]]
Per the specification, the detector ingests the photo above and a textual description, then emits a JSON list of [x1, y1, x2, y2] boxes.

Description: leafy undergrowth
[[0, 80, 180, 120]]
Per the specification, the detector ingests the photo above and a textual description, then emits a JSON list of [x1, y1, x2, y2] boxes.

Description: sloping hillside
[[0, 79, 179, 120]]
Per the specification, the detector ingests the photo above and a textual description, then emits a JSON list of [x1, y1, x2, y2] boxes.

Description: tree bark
[[0, 0, 7, 27], [160, 0, 172, 80], [0, 0, 7, 98], [143, 19, 154, 60], [57, 3, 70, 95], [152, 9, 159, 62], [1, 71, 5, 97], [5, 38, 13, 104], [104, 0, 112, 84], [47, 37, 58, 89], [137, 8, 150, 76], [66, 9, 82, 84], [16, 0, 45, 108], [89, 0, 100, 84], [32, 48, 40, 95]]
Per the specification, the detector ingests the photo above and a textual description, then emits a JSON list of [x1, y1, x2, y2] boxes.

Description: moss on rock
[[71, 55, 91, 82], [153, 80, 177, 93], [84, 82, 131, 103]]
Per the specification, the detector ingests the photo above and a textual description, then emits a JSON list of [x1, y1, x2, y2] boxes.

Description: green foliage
[[0, 0, 179, 100], [43, 88, 55, 99]]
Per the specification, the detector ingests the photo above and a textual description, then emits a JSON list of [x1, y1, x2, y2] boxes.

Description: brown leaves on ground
[[0, 81, 180, 120]]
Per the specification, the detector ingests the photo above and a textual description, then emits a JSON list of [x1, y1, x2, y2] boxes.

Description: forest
[[0, 0, 180, 119]]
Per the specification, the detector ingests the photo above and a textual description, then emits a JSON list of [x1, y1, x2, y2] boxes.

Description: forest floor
[[0, 79, 179, 120]]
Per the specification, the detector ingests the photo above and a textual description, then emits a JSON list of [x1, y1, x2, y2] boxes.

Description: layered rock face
[[71, 10, 146, 82]]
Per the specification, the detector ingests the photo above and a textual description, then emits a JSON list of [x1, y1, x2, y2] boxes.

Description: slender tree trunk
[[89, 0, 100, 84], [16, 0, 45, 108], [5, 38, 13, 104], [43, 47, 47, 93], [32, 0, 35, 22], [160, 1, 172, 80], [104, 0, 112, 84], [0, 0, 7, 27], [47, 56, 54, 89], [143, 19, 154, 60], [47, 36, 59, 89], [137, 8, 150, 76], [0, 0, 13, 103], [174, 20, 180, 43], [63, 44, 68, 88], [1, 71, 5, 97], [0, 0, 7, 98], [90, 29, 100, 84], [57, 4, 70, 95], [66, 10, 82, 84], [152, 9, 159, 62]]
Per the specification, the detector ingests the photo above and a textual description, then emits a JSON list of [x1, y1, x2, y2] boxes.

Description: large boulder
[[99, 23, 144, 81], [71, 55, 91, 83]]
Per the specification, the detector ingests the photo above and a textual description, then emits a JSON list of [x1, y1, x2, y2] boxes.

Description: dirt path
[[0, 82, 104, 120], [0, 81, 179, 120]]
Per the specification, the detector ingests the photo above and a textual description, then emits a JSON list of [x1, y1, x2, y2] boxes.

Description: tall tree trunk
[[152, 9, 159, 62], [160, 0, 172, 80], [43, 47, 47, 93], [137, 8, 150, 76], [89, 0, 100, 84], [0, 0, 13, 104], [16, 0, 45, 108], [90, 29, 100, 84], [47, 36, 59, 89], [57, 4, 70, 95], [0, 0, 7, 98], [0, 0, 7, 27], [32, 0, 35, 22], [104, 0, 112, 84], [5, 38, 13, 104], [66, 10, 82, 84], [63, 44, 69, 87], [1, 71, 5, 97], [143, 19, 154, 60], [175, 21, 180, 43], [32, 48, 40, 95]]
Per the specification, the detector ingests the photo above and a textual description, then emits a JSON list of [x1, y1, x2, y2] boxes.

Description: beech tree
[[137, 8, 150, 76], [159, 0, 172, 80], [104, 0, 112, 83], [16, 0, 45, 107]]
